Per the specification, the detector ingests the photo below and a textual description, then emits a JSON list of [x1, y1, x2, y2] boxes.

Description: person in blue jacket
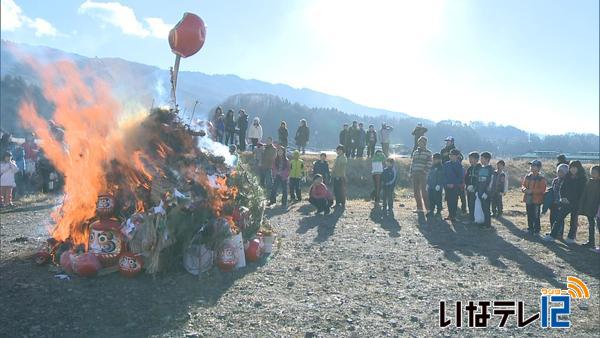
[[426, 153, 445, 220], [443, 149, 464, 222]]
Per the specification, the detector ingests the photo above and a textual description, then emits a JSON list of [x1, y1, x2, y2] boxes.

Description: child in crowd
[[289, 150, 304, 202], [228, 145, 238, 166], [465, 152, 481, 223], [332, 145, 347, 208], [521, 160, 547, 236], [491, 160, 508, 217], [546, 161, 586, 242], [578, 165, 600, 250], [0, 151, 19, 207], [542, 164, 568, 235], [443, 149, 464, 222], [381, 158, 397, 215], [268, 147, 289, 207], [477, 152, 494, 226], [312, 153, 330, 185], [253, 142, 264, 170], [426, 153, 444, 220], [371, 149, 385, 206], [309, 174, 334, 215]]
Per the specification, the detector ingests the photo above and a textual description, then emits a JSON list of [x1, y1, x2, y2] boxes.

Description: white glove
[[435, 185, 441, 191], [560, 197, 570, 204], [467, 185, 475, 193], [482, 193, 488, 200]]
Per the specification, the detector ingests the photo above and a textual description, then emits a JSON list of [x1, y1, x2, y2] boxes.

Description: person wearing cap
[[410, 136, 432, 213], [443, 149, 464, 221], [247, 116, 263, 151], [380, 123, 393, 157], [521, 160, 547, 235], [542, 164, 569, 240], [556, 154, 569, 168], [440, 136, 455, 164], [411, 123, 428, 153]]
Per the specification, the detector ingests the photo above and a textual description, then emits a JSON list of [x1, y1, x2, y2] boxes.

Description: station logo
[[439, 276, 590, 329]]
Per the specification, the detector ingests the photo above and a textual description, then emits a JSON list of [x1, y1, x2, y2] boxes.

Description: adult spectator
[[339, 124, 351, 157], [349, 121, 360, 158], [556, 154, 569, 168], [259, 137, 277, 188], [357, 123, 367, 158], [215, 111, 225, 143], [294, 119, 310, 154], [411, 123, 428, 153], [410, 136, 432, 213], [366, 124, 377, 158], [440, 136, 455, 163], [237, 109, 249, 151], [213, 106, 223, 124], [380, 123, 393, 157], [247, 117, 263, 151], [224, 109, 236, 145], [22, 133, 39, 190], [278, 121, 288, 148]]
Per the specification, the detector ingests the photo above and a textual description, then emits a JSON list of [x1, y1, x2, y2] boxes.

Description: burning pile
[[20, 59, 272, 277]]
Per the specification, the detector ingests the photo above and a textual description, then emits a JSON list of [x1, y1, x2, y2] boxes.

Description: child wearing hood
[[579, 165, 600, 249], [247, 117, 263, 151], [309, 174, 334, 215], [289, 150, 305, 201]]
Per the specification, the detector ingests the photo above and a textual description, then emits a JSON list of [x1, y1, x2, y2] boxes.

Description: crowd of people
[[2, 109, 599, 253], [0, 131, 62, 207], [211, 107, 310, 153], [407, 133, 600, 253]]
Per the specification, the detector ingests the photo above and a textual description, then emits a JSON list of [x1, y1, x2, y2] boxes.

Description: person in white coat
[[1, 151, 19, 207], [247, 117, 263, 151]]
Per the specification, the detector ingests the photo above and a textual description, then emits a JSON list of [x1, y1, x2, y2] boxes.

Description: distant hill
[[1, 40, 598, 155], [0, 40, 409, 120]]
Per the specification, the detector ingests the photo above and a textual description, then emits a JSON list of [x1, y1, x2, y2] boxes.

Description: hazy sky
[[1, 0, 598, 135]]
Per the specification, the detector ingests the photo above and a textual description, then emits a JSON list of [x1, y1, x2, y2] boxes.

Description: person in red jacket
[[309, 174, 334, 215]]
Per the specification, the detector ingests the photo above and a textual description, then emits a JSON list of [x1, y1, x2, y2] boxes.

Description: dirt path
[[1, 191, 599, 337]]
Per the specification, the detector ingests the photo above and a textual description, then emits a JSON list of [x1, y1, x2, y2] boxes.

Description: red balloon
[[244, 238, 262, 262], [72, 253, 102, 277], [169, 13, 206, 58]]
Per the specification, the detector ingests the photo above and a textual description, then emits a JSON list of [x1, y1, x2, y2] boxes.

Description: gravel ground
[[0, 191, 598, 337]]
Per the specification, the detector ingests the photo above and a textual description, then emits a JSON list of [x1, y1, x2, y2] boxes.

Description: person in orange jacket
[[521, 160, 547, 236]]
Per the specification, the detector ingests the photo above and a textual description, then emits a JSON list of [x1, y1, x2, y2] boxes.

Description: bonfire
[[20, 55, 268, 278]]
